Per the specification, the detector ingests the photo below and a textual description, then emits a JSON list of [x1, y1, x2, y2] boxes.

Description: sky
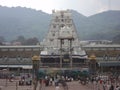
[[0, 0, 120, 16]]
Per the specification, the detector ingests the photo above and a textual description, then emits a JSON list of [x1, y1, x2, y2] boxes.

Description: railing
[[96, 57, 120, 61], [0, 58, 32, 65], [41, 63, 87, 68]]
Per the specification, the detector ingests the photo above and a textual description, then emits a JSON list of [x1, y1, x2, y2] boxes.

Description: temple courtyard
[[0, 79, 95, 90]]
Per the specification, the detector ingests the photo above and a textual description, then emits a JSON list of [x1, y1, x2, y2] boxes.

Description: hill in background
[[0, 6, 120, 43], [0, 6, 51, 41]]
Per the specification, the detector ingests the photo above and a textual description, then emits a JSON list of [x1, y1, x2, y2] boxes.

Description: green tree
[[25, 37, 39, 45]]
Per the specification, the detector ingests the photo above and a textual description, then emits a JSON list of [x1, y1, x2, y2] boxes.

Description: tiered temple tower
[[41, 10, 87, 68], [41, 10, 86, 56]]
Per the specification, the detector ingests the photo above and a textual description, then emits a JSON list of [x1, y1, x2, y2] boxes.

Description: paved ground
[[0, 79, 95, 90]]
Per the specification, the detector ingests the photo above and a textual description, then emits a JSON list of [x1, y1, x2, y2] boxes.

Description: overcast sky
[[0, 0, 120, 16]]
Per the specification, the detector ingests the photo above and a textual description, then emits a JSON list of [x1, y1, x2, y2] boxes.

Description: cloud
[[0, 0, 120, 16]]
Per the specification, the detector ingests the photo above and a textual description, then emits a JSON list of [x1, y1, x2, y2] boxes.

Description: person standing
[[109, 84, 114, 90]]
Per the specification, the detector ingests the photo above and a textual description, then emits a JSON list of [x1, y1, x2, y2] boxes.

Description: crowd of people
[[1, 70, 120, 90], [81, 74, 120, 90]]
